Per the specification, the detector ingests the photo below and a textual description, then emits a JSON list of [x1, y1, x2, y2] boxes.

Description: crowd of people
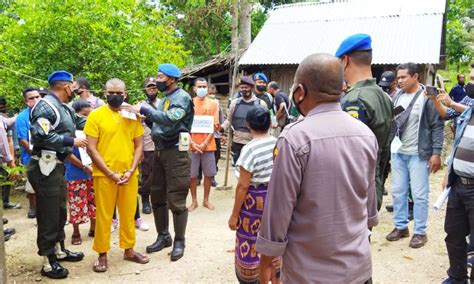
[[1, 32, 474, 283]]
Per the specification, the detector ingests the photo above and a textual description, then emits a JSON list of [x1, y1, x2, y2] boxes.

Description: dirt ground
[[3, 158, 453, 283]]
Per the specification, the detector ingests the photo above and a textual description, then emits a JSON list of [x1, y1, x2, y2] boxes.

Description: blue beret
[[158, 63, 181, 78], [47, 70, 73, 85], [335, 34, 372, 58], [252, 73, 268, 83], [240, 76, 255, 86]]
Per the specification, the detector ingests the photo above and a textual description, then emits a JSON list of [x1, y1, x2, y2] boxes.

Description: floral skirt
[[67, 179, 95, 224], [235, 184, 281, 284]]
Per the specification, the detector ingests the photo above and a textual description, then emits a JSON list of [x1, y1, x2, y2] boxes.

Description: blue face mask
[[196, 88, 207, 98]]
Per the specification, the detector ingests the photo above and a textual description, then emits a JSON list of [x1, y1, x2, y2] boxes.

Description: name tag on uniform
[[191, 115, 214, 134]]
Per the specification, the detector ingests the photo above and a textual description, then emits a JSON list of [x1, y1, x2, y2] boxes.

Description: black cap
[[379, 71, 396, 87], [239, 76, 255, 86], [144, 77, 157, 88]]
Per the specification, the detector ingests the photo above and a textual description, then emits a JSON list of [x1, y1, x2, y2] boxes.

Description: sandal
[[71, 234, 82, 245], [93, 257, 107, 273], [123, 252, 149, 264], [88, 230, 95, 237]]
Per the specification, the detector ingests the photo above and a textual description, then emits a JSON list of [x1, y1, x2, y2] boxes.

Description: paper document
[[120, 103, 137, 120], [191, 115, 214, 134], [433, 187, 450, 210], [75, 130, 92, 166]]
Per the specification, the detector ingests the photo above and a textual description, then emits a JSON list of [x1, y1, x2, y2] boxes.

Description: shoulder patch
[[37, 117, 51, 135], [167, 108, 185, 121]]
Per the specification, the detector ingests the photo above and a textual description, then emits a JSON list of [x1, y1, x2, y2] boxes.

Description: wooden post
[[216, 0, 239, 191], [0, 206, 6, 283]]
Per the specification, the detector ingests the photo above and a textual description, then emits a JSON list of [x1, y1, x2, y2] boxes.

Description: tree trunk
[[238, 0, 252, 50], [231, 0, 239, 54]]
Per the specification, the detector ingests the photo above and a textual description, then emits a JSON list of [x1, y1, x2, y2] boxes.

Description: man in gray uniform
[[124, 64, 194, 261], [29, 70, 88, 279]]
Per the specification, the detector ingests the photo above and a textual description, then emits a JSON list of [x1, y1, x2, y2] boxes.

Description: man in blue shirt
[[16, 87, 41, 218], [449, 74, 467, 103]]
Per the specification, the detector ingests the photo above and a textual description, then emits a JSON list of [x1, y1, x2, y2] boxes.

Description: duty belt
[[459, 176, 474, 185], [31, 155, 63, 163]]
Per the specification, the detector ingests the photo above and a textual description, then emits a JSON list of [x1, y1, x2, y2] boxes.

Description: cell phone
[[426, 86, 439, 97], [393, 105, 405, 116]]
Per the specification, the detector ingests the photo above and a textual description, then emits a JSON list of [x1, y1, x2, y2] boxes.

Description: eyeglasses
[[27, 96, 41, 101], [106, 91, 124, 96]]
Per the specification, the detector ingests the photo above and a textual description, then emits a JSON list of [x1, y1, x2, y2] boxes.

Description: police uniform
[[139, 64, 194, 261], [336, 34, 393, 211], [252, 73, 273, 110], [28, 71, 84, 279], [140, 77, 160, 214]]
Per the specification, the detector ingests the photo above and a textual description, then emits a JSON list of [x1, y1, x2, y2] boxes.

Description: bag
[[388, 89, 424, 143], [39, 150, 58, 176]]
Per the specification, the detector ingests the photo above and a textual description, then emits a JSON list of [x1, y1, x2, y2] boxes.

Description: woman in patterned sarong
[[228, 107, 281, 284]]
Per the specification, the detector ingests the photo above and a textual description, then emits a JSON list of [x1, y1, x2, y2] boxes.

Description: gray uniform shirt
[[256, 102, 379, 284]]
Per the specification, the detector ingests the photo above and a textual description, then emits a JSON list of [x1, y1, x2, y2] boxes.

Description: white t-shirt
[[395, 90, 424, 155], [235, 136, 277, 185]]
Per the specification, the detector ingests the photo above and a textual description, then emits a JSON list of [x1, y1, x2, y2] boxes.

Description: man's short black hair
[[194, 77, 207, 86], [22, 87, 38, 98], [396, 62, 419, 77], [268, 82, 279, 90], [457, 73, 465, 80], [246, 106, 271, 132], [0, 97, 7, 106], [76, 77, 90, 90], [348, 50, 372, 65], [72, 99, 91, 113], [471, 62, 474, 69]]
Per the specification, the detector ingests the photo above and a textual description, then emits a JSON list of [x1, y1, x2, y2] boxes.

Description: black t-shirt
[[274, 91, 289, 113]]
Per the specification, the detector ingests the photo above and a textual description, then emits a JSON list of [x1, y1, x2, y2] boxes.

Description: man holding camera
[[386, 63, 444, 249]]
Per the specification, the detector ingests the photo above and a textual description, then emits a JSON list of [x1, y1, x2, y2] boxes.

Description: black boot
[[41, 255, 69, 279], [142, 194, 151, 215], [146, 205, 172, 253], [57, 241, 84, 262], [170, 211, 188, 261]]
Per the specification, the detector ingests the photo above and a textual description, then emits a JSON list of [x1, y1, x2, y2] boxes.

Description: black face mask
[[292, 84, 307, 116], [156, 81, 168, 92], [107, 95, 124, 108], [466, 83, 474, 99], [256, 85, 267, 92], [72, 88, 80, 97], [67, 86, 76, 102], [146, 94, 157, 102], [240, 90, 251, 98]]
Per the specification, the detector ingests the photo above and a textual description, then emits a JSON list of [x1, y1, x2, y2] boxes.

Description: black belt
[[459, 176, 474, 185]]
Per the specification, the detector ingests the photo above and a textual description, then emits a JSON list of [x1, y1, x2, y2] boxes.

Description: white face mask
[[196, 88, 208, 98]]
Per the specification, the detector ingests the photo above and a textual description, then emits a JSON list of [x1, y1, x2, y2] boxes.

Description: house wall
[[250, 64, 436, 96]]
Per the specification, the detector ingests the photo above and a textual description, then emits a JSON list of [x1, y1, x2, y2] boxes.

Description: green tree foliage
[[162, 0, 295, 64], [0, 0, 189, 111], [446, 0, 473, 71]]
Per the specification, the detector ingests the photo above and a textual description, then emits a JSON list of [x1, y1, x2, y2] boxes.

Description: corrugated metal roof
[[239, 0, 447, 66]]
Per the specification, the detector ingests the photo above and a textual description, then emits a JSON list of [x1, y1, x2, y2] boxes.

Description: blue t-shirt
[[65, 147, 91, 181], [15, 108, 31, 165]]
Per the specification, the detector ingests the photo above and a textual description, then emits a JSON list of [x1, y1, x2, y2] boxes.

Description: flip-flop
[[93, 257, 107, 273], [123, 252, 149, 264], [71, 234, 82, 245]]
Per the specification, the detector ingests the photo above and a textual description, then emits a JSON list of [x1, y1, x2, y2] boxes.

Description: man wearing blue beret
[[252, 73, 273, 110], [123, 63, 194, 261], [28, 70, 88, 279], [336, 34, 393, 213]]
